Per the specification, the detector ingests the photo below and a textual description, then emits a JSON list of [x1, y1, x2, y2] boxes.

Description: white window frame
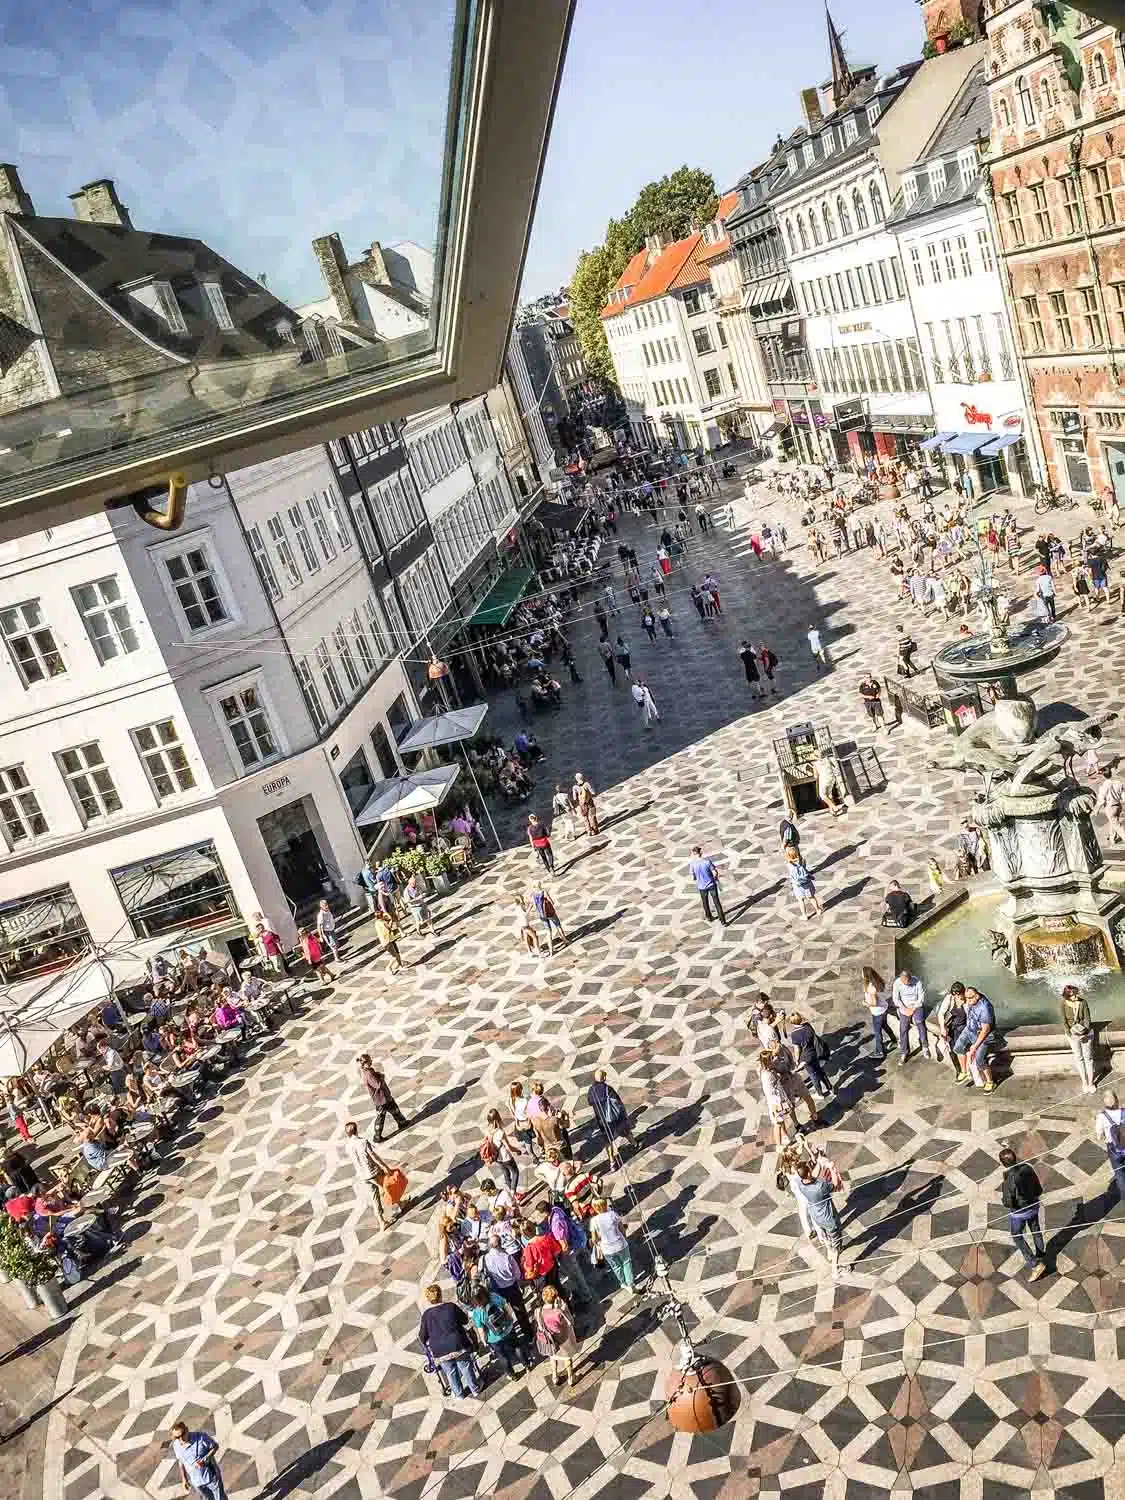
[[266, 514, 301, 589], [71, 576, 139, 663], [205, 672, 286, 775], [150, 531, 239, 639], [0, 764, 48, 848], [315, 640, 346, 712], [56, 741, 122, 825], [287, 504, 320, 574], [305, 494, 338, 563], [155, 281, 188, 334], [245, 525, 282, 602], [296, 657, 329, 735], [203, 282, 234, 331], [131, 719, 197, 801], [0, 599, 66, 686], [333, 624, 362, 694]]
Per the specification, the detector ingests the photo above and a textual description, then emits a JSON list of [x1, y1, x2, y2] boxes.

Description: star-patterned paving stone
[[19, 477, 1125, 1498]]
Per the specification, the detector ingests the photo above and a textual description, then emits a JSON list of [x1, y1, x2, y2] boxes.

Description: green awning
[[469, 566, 535, 628]]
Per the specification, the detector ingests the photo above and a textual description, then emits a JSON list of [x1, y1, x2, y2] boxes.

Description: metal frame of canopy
[[353, 765, 463, 828]]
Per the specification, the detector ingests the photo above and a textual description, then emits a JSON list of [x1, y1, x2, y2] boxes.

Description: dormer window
[[787, 152, 799, 175], [275, 318, 295, 343], [803, 141, 815, 166], [866, 100, 882, 127], [929, 161, 947, 197], [843, 116, 859, 145], [958, 148, 979, 189], [203, 282, 234, 331], [903, 174, 919, 207], [123, 277, 187, 334], [822, 130, 836, 157]]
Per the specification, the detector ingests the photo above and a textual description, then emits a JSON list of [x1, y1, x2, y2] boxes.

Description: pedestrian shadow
[[560, 841, 610, 873], [411, 936, 463, 964], [436, 899, 495, 931], [621, 1164, 674, 1207], [821, 875, 872, 911], [569, 909, 628, 943], [599, 800, 653, 832], [847, 1174, 945, 1262], [636, 1095, 710, 1153], [409, 1156, 482, 1216], [727, 879, 786, 919], [407, 1078, 480, 1130], [255, 1432, 355, 1499], [1044, 1188, 1118, 1266], [840, 1159, 916, 1229], [810, 842, 864, 876]]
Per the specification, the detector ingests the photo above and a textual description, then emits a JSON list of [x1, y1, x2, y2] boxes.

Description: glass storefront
[[340, 746, 376, 816], [112, 841, 239, 941], [0, 884, 90, 982]]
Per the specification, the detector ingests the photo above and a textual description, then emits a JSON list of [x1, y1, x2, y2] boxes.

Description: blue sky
[[0, 0, 454, 306], [522, 0, 927, 298]]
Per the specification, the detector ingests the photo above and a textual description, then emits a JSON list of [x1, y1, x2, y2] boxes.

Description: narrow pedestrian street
[[36, 477, 1125, 1500]]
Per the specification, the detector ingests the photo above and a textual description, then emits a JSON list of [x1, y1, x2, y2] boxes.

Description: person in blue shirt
[[470, 1285, 531, 1379], [170, 1422, 225, 1500], [952, 985, 996, 1092], [689, 845, 726, 925]]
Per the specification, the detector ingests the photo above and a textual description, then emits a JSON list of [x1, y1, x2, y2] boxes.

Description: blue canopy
[[977, 433, 1024, 457], [943, 431, 996, 456], [919, 432, 955, 451]]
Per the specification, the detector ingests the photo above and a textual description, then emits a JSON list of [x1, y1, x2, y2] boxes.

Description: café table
[[62, 1212, 99, 1241]]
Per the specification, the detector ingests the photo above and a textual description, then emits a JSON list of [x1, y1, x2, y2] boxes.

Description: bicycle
[[1032, 484, 1078, 515]]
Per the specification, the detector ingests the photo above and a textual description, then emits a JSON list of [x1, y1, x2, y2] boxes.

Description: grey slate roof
[[887, 64, 989, 227]]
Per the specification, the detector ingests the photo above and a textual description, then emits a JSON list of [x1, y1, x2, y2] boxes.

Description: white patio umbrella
[[354, 765, 462, 827], [0, 958, 115, 1079], [395, 703, 489, 753]]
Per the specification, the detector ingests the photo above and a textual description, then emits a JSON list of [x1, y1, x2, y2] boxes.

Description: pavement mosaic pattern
[[28, 477, 1125, 1499]]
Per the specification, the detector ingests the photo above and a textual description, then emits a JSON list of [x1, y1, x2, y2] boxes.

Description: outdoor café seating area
[[0, 946, 308, 1309]]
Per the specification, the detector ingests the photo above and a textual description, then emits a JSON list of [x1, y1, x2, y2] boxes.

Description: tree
[[567, 167, 719, 389]]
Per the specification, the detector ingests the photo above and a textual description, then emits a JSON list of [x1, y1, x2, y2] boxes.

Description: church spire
[[826, 6, 853, 110]]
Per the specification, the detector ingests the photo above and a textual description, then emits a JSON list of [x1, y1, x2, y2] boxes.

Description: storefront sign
[[833, 398, 866, 432], [262, 774, 292, 798], [791, 408, 810, 426], [772, 397, 788, 415], [1061, 410, 1082, 436], [962, 402, 992, 427], [1002, 415, 1022, 428], [838, 321, 871, 335], [780, 319, 805, 353]]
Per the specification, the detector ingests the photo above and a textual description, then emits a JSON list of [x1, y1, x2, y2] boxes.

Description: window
[[837, 196, 852, 235], [296, 658, 328, 734], [845, 269, 859, 304], [823, 203, 836, 241], [351, 607, 376, 674], [959, 150, 978, 190], [908, 246, 924, 287], [929, 162, 947, 198], [111, 841, 237, 941], [890, 258, 906, 299], [333, 625, 362, 693], [245, 525, 282, 601], [132, 720, 196, 799], [0, 766, 47, 847], [853, 189, 868, 230], [154, 281, 187, 334], [786, 221, 797, 254], [957, 235, 972, 277], [927, 243, 943, 283], [217, 683, 278, 769], [942, 239, 957, 279], [0, 600, 65, 685], [957, 318, 976, 381], [1029, 183, 1051, 240], [1088, 162, 1116, 226], [728, 362, 738, 391], [998, 97, 1011, 130], [287, 505, 320, 574], [1113, 283, 1125, 341], [57, 742, 121, 822], [1080, 286, 1103, 345], [1020, 295, 1046, 351], [803, 141, 815, 167], [323, 487, 353, 551], [1091, 50, 1109, 88], [165, 547, 229, 631], [1049, 290, 1074, 348], [313, 640, 344, 712], [869, 182, 885, 223], [843, 116, 858, 145], [1001, 192, 1026, 247], [704, 368, 722, 398], [692, 328, 713, 356], [71, 577, 138, 662], [305, 493, 338, 562], [797, 217, 808, 251], [856, 265, 872, 304], [977, 228, 995, 271], [266, 514, 301, 589], [1017, 77, 1036, 126], [717, 323, 727, 347], [203, 282, 234, 331], [682, 288, 702, 315], [0, 885, 89, 982]]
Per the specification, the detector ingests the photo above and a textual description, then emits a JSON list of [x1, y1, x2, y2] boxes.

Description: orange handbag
[[381, 1168, 408, 1204]]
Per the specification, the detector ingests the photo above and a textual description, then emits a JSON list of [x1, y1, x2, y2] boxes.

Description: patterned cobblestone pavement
[[30, 479, 1125, 1499]]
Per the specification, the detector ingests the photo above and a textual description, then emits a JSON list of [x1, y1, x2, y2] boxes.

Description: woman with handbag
[[535, 1284, 578, 1388], [1061, 984, 1096, 1094], [759, 1051, 797, 1151], [786, 1010, 833, 1100]]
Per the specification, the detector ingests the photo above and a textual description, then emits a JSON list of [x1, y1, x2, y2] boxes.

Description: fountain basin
[[931, 622, 1067, 690]]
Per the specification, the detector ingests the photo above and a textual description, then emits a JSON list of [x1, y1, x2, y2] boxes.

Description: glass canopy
[[0, 0, 574, 537]]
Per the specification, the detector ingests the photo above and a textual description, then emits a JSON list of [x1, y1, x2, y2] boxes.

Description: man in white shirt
[[891, 969, 931, 1066], [1035, 566, 1057, 621], [342, 1120, 392, 1227], [1095, 769, 1125, 844], [1096, 1090, 1125, 1205], [807, 626, 827, 671], [102, 1042, 126, 1094]]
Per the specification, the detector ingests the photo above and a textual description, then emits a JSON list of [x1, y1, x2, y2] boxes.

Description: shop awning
[[0, 959, 115, 1079], [396, 703, 489, 753], [761, 421, 787, 439], [977, 433, 1024, 457], [919, 432, 956, 451], [941, 431, 997, 455], [354, 766, 462, 827], [468, 566, 535, 629], [536, 501, 590, 531]]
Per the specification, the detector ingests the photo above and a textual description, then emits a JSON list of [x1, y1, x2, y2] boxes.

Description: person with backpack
[[535, 1285, 578, 1388], [482, 1109, 521, 1195], [483, 1229, 534, 1341], [794, 1157, 844, 1280], [758, 642, 779, 694], [526, 813, 555, 874], [586, 1069, 633, 1166], [521, 1212, 562, 1296], [548, 1196, 595, 1305], [530, 888, 568, 953], [1096, 1090, 1125, 1205], [999, 1146, 1047, 1280], [470, 1285, 532, 1380], [785, 1010, 832, 1099]]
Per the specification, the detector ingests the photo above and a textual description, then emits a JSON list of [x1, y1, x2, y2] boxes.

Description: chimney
[[0, 165, 33, 217], [311, 232, 357, 323], [645, 231, 671, 260], [801, 87, 824, 132], [69, 179, 132, 228], [359, 241, 390, 287]]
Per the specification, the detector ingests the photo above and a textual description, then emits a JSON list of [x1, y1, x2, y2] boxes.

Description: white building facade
[[700, 210, 774, 441], [889, 64, 1035, 496]]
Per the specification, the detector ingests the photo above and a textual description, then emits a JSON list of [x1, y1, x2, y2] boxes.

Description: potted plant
[[933, 32, 949, 53], [425, 851, 454, 894], [0, 1220, 62, 1314], [948, 16, 976, 44]]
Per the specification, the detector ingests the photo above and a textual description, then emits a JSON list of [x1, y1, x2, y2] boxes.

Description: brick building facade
[[983, 0, 1125, 502]]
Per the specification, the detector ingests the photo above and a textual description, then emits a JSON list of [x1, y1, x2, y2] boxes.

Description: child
[[299, 926, 336, 982], [927, 858, 945, 898]]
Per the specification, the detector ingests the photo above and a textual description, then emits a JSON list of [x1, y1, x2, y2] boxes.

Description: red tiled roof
[[716, 189, 739, 220], [600, 193, 740, 318], [696, 234, 731, 263]]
